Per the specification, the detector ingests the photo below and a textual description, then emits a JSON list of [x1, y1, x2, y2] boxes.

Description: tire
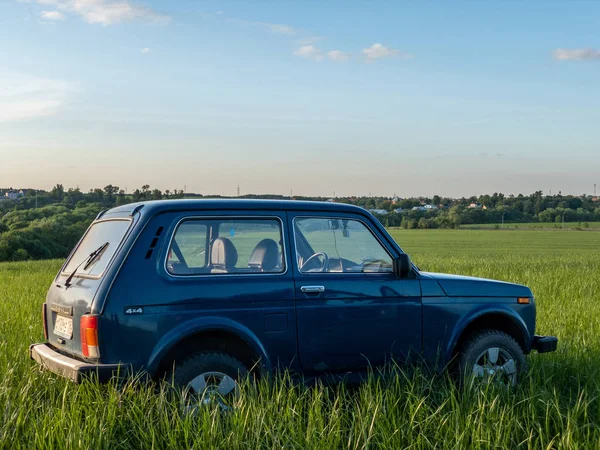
[[166, 352, 248, 406], [455, 329, 527, 387]]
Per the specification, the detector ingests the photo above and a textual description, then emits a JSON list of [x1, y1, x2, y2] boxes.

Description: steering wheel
[[360, 258, 390, 272], [301, 252, 329, 272]]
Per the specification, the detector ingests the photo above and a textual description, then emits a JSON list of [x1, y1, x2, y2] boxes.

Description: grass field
[[460, 222, 600, 230], [1, 229, 599, 449]]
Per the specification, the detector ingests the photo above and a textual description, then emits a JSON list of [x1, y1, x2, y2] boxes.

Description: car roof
[[102, 199, 370, 219]]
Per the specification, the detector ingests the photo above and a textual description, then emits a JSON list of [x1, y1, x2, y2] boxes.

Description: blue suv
[[31, 200, 557, 398]]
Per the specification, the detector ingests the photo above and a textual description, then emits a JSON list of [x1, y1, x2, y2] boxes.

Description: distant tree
[[51, 184, 64, 201], [377, 200, 392, 211]]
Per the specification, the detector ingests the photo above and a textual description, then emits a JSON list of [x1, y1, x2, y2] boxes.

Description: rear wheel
[[166, 352, 248, 410], [456, 330, 527, 387]]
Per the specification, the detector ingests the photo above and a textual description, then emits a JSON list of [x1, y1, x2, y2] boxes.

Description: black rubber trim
[[531, 335, 558, 353]]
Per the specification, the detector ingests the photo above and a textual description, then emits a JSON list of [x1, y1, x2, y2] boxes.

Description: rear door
[[290, 212, 422, 373], [45, 216, 134, 357]]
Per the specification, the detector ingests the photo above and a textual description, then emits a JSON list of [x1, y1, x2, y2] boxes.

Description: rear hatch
[[44, 216, 134, 359]]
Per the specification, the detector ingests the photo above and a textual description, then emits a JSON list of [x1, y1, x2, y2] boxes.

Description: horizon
[[1, 1, 599, 197], [1, 184, 597, 201]]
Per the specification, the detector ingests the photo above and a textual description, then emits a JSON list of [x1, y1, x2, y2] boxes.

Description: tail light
[[80, 315, 100, 358], [42, 303, 48, 340]]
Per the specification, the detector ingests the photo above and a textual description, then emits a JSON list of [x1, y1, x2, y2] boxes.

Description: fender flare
[[146, 316, 271, 377], [444, 306, 531, 363]]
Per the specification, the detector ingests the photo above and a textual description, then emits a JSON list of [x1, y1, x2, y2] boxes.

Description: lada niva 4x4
[[31, 200, 558, 398]]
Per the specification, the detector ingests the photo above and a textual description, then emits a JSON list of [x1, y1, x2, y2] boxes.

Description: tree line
[[0, 185, 598, 261]]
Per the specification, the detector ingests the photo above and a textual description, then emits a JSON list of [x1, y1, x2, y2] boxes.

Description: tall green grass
[[1, 230, 599, 449]]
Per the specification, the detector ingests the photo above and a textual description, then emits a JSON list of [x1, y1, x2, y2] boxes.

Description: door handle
[[301, 285, 325, 293]]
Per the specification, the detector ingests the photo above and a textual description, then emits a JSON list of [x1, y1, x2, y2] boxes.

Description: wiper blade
[[64, 242, 109, 288]]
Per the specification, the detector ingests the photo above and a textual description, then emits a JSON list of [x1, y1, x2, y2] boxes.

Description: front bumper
[[30, 343, 126, 383], [531, 335, 558, 353]]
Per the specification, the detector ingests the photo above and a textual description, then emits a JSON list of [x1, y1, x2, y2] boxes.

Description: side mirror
[[394, 254, 412, 278]]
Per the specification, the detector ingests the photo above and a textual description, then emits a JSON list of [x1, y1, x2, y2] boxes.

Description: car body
[[31, 199, 557, 390]]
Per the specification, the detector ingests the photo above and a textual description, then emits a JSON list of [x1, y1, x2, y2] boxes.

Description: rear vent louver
[[145, 227, 165, 260]]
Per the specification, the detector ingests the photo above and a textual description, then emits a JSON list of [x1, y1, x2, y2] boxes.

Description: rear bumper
[[30, 343, 126, 383], [531, 335, 558, 353]]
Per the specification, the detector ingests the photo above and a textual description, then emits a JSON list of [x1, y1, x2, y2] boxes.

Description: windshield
[[61, 219, 131, 278]]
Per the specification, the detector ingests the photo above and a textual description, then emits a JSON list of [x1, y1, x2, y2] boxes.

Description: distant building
[[394, 207, 403, 213], [468, 203, 488, 210], [3, 188, 25, 201], [592, 197, 599, 202], [369, 209, 389, 216], [411, 205, 437, 212]]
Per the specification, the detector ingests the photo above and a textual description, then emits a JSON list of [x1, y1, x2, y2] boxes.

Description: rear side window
[[167, 218, 285, 275], [167, 222, 209, 269], [62, 219, 132, 278]]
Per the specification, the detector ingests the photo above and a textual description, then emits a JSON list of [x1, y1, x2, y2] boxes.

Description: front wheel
[[455, 330, 527, 387]]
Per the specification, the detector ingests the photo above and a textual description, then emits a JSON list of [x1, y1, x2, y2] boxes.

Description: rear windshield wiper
[[64, 242, 109, 288]]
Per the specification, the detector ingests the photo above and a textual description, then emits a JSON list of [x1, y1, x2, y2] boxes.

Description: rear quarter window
[[167, 218, 285, 275], [61, 219, 132, 278]]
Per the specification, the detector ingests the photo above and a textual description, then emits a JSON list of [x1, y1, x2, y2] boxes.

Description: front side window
[[167, 218, 285, 275], [294, 217, 392, 274]]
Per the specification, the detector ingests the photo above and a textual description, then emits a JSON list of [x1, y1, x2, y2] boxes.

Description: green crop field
[[460, 222, 600, 230], [1, 229, 599, 449]]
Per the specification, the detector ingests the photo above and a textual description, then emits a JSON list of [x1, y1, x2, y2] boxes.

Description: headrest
[[211, 238, 238, 269], [248, 239, 280, 271]]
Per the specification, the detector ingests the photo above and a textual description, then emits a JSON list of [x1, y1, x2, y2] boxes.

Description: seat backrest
[[210, 237, 238, 273], [248, 238, 280, 272]]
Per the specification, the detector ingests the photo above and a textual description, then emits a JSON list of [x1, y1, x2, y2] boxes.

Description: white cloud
[[327, 50, 348, 62], [294, 45, 323, 61], [41, 10, 65, 20], [295, 43, 413, 64], [362, 43, 404, 61], [0, 69, 72, 122], [225, 17, 297, 36], [553, 48, 600, 61], [23, 0, 170, 26], [141, 47, 150, 53], [264, 23, 295, 35]]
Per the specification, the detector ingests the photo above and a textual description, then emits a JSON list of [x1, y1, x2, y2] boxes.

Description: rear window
[[62, 219, 132, 278]]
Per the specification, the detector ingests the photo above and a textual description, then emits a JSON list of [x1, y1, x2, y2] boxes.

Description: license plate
[[54, 315, 73, 339]]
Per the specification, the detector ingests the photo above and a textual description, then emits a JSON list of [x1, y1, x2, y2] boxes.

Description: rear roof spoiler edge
[[130, 204, 144, 216]]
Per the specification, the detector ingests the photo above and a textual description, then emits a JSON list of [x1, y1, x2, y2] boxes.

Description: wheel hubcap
[[472, 347, 518, 386], [186, 371, 238, 408]]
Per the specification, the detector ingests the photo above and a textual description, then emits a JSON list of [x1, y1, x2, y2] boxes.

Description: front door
[[290, 213, 422, 373]]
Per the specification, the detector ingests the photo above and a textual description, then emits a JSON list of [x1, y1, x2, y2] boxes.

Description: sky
[[0, 0, 599, 198]]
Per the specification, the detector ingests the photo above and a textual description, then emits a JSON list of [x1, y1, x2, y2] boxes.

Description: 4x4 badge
[[125, 307, 143, 315]]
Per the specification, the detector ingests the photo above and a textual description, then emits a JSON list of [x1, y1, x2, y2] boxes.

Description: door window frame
[[291, 214, 396, 276], [163, 215, 289, 278]]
